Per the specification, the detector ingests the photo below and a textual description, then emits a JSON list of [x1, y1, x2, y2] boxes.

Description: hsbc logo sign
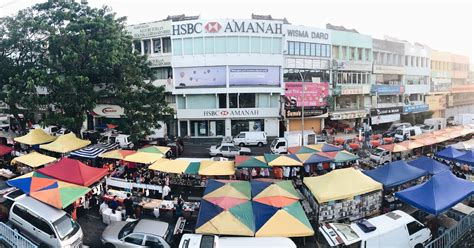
[[204, 22, 222, 33], [172, 20, 282, 36]]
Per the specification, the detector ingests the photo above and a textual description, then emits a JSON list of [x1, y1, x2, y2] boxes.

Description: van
[[423, 118, 446, 131], [320, 210, 431, 248], [7, 192, 83, 247], [270, 131, 323, 154], [384, 122, 412, 137], [369, 147, 392, 165], [100, 133, 134, 149], [179, 234, 297, 248], [394, 126, 422, 142], [233, 131, 267, 147]]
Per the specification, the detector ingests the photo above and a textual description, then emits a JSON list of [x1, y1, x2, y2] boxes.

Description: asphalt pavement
[[179, 141, 272, 159]]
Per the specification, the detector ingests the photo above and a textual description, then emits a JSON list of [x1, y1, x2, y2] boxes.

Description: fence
[[425, 213, 473, 248], [0, 222, 37, 248]]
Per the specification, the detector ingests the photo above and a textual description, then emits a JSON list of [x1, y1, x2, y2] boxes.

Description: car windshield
[[421, 125, 431, 130], [271, 139, 278, 147], [372, 148, 384, 156], [52, 214, 77, 240], [395, 129, 404, 135], [200, 235, 216, 248], [119, 221, 138, 239]]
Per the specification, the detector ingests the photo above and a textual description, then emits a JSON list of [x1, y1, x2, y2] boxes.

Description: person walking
[[123, 194, 134, 219]]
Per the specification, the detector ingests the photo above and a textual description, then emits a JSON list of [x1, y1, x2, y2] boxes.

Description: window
[[261, 37, 272, 54], [239, 93, 256, 108], [316, 44, 321, 57], [236, 133, 245, 138], [183, 38, 193, 55], [272, 37, 282, 54], [151, 67, 172, 80], [311, 43, 316, 56], [326, 44, 331, 57], [229, 146, 239, 152], [179, 121, 188, 136], [358, 48, 363, 60], [407, 221, 424, 235], [411, 56, 415, 67], [321, 44, 327, 57], [341, 46, 347, 59], [405, 56, 409, 66], [133, 40, 142, 54], [172, 39, 182, 55], [250, 37, 260, 53], [12, 206, 35, 223], [350, 47, 355, 60], [191, 121, 208, 136], [218, 94, 226, 108], [205, 37, 214, 54], [305, 42, 311, 56], [143, 39, 151, 54], [299, 42, 305, 56], [153, 38, 161, 53], [124, 234, 145, 245], [145, 235, 165, 248], [215, 37, 226, 53], [35, 218, 55, 236], [162, 37, 171, 53], [332, 46, 338, 59], [194, 37, 204, 54], [366, 49, 371, 61], [229, 94, 238, 108], [227, 36, 239, 53], [288, 42, 295, 55], [239, 36, 250, 53]]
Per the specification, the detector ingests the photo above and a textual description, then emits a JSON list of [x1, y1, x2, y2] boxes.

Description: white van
[[100, 133, 134, 149], [7, 192, 83, 247], [179, 234, 297, 248], [320, 210, 431, 248], [233, 131, 267, 147], [270, 131, 323, 154], [394, 126, 422, 142], [369, 147, 392, 165]]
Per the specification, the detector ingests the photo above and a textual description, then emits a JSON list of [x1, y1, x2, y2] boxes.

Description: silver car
[[209, 143, 251, 158], [101, 219, 170, 248]]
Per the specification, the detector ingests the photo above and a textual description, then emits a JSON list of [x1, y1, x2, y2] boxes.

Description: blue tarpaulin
[[455, 150, 474, 166], [408, 156, 449, 175], [364, 160, 428, 188], [435, 147, 465, 161], [395, 171, 474, 215]]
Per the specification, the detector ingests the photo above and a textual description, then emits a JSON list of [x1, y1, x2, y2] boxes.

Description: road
[[179, 141, 272, 158]]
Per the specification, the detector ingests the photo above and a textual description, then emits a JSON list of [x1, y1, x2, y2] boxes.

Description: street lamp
[[298, 70, 306, 146]]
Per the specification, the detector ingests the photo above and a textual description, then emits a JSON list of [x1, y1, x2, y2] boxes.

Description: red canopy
[[38, 157, 108, 186], [0, 144, 13, 156]]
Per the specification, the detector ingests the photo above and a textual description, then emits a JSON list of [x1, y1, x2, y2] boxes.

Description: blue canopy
[[435, 147, 466, 161], [455, 150, 474, 166], [321, 144, 343, 152], [395, 171, 474, 215], [408, 156, 449, 175], [364, 160, 428, 188]]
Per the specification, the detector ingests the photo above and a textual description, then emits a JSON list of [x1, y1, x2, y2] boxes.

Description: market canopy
[[363, 160, 428, 188], [98, 149, 136, 160], [318, 150, 359, 163], [39, 133, 91, 153], [122, 151, 163, 164], [408, 156, 449, 175], [235, 156, 270, 168], [251, 180, 300, 208], [149, 159, 196, 174], [69, 143, 118, 159], [11, 152, 57, 168], [0, 144, 13, 156], [380, 143, 409, 153], [198, 161, 235, 176], [455, 150, 474, 166], [435, 146, 466, 160], [294, 153, 333, 165], [450, 140, 474, 150], [138, 146, 171, 155], [395, 171, 474, 215], [264, 154, 302, 167], [14, 129, 56, 146], [288, 144, 343, 154], [38, 157, 108, 186], [303, 168, 383, 203]]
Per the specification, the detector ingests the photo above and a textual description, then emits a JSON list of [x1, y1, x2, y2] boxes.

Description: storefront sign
[[92, 105, 124, 118], [451, 84, 474, 93], [174, 66, 226, 88], [127, 21, 172, 39], [330, 110, 367, 120], [373, 65, 405, 74], [148, 55, 171, 67], [340, 85, 364, 95], [426, 95, 446, 111], [336, 60, 372, 71], [371, 85, 405, 94], [371, 113, 401, 125], [370, 107, 403, 116], [285, 58, 330, 70], [283, 25, 330, 43], [286, 109, 327, 118], [285, 82, 328, 108], [229, 66, 280, 86], [172, 19, 283, 36], [403, 104, 429, 113], [177, 108, 280, 119]]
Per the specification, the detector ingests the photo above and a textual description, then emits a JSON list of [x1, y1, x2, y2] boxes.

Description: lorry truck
[[319, 210, 431, 248], [453, 114, 474, 126], [270, 130, 323, 154], [423, 118, 446, 132]]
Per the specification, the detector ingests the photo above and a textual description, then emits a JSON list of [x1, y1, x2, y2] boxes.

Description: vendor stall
[[408, 156, 449, 175], [11, 151, 57, 174], [303, 168, 383, 223], [363, 160, 428, 189], [264, 154, 302, 167], [122, 151, 164, 164], [98, 149, 136, 160], [38, 157, 108, 186], [70, 143, 118, 159], [435, 147, 465, 161], [39, 133, 91, 153], [13, 129, 56, 146]]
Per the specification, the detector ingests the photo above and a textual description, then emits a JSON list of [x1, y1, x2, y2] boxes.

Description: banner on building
[[229, 66, 281, 86], [285, 82, 328, 108], [403, 104, 429, 113], [370, 107, 403, 116], [175, 66, 226, 88], [371, 85, 405, 94]]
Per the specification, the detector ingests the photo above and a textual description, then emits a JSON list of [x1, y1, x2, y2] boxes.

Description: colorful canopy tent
[[416, 136, 438, 146], [13, 129, 56, 146], [307, 143, 343, 152], [138, 146, 171, 155], [363, 160, 428, 188], [149, 159, 194, 174], [198, 161, 235, 176], [395, 171, 474, 215], [98, 149, 136, 160], [235, 156, 270, 168], [7, 172, 90, 209], [408, 156, 449, 175], [318, 150, 359, 163], [294, 153, 333, 165], [251, 180, 300, 208], [303, 168, 383, 203], [11, 152, 57, 168], [69, 143, 118, 159], [287, 146, 318, 154], [264, 154, 302, 166], [122, 151, 163, 164], [0, 144, 13, 156], [37, 157, 108, 186], [380, 143, 409, 153], [399, 140, 424, 150], [435, 146, 466, 161], [455, 150, 474, 166], [39, 133, 91, 153]]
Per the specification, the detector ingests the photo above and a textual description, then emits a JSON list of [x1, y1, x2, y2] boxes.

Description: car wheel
[[257, 142, 263, 147], [104, 243, 116, 248], [239, 143, 245, 147], [414, 244, 423, 248], [216, 154, 222, 157]]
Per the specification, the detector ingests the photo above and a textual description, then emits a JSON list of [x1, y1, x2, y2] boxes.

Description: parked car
[[394, 126, 422, 142], [416, 124, 434, 134], [233, 131, 267, 147], [383, 123, 412, 137], [209, 143, 251, 158], [100, 133, 134, 149], [101, 219, 171, 248]]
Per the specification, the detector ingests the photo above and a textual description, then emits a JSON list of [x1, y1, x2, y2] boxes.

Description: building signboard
[[371, 114, 401, 125], [148, 55, 171, 67], [172, 19, 283, 37], [336, 60, 372, 71], [177, 108, 280, 119], [283, 25, 331, 44], [284, 82, 329, 108], [330, 110, 367, 120], [371, 85, 405, 94], [92, 105, 124, 118], [426, 95, 446, 111], [127, 21, 172, 39], [286, 109, 327, 118], [403, 104, 429, 113], [174, 66, 226, 88], [340, 85, 364, 95], [229, 66, 280, 86], [373, 65, 405, 74], [370, 107, 403, 116]]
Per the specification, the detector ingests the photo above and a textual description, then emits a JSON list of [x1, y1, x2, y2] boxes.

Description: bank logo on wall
[[204, 22, 222, 33]]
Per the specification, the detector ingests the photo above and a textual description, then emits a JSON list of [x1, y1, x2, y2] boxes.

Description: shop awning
[[14, 129, 56, 146], [69, 143, 118, 159], [264, 154, 302, 167], [364, 160, 428, 188], [39, 133, 91, 153], [435, 147, 466, 161], [235, 156, 270, 168], [198, 161, 235, 176], [0, 144, 13, 156], [303, 168, 382, 203], [11, 152, 57, 168], [37, 157, 108, 186], [408, 156, 449, 175], [122, 151, 164, 164], [395, 171, 474, 215], [98, 149, 136, 160]]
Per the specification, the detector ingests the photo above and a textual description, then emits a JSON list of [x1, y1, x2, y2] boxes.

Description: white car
[[209, 143, 251, 158], [101, 219, 170, 248]]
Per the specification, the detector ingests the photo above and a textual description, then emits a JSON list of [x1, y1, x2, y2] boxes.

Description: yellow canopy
[[195, 211, 254, 236], [39, 133, 91, 153], [199, 161, 235, 176], [122, 152, 164, 164], [303, 168, 382, 203], [14, 129, 56, 146], [11, 152, 57, 168], [255, 210, 314, 237], [149, 159, 189, 174]]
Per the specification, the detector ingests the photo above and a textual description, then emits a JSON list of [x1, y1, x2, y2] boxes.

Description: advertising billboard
[[229, 66, 280, 86], [285, 82, 329, 108], [174, 66, 226, 88]]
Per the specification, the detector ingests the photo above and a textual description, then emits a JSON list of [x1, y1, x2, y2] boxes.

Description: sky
[[1, 0, 473, 65]]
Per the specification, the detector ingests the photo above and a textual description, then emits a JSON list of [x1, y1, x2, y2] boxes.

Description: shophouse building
[[446, 54, 473, 117], [427, 50, 451, 118]]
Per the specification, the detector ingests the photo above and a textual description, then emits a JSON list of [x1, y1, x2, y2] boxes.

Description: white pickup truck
[[178, 234, 297, 248]]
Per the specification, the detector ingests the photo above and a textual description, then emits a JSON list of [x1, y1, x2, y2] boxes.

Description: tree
[[0, 0, 173, 140]]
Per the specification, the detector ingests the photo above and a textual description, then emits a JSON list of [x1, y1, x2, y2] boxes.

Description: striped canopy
[[70, 143, 118, 159]]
